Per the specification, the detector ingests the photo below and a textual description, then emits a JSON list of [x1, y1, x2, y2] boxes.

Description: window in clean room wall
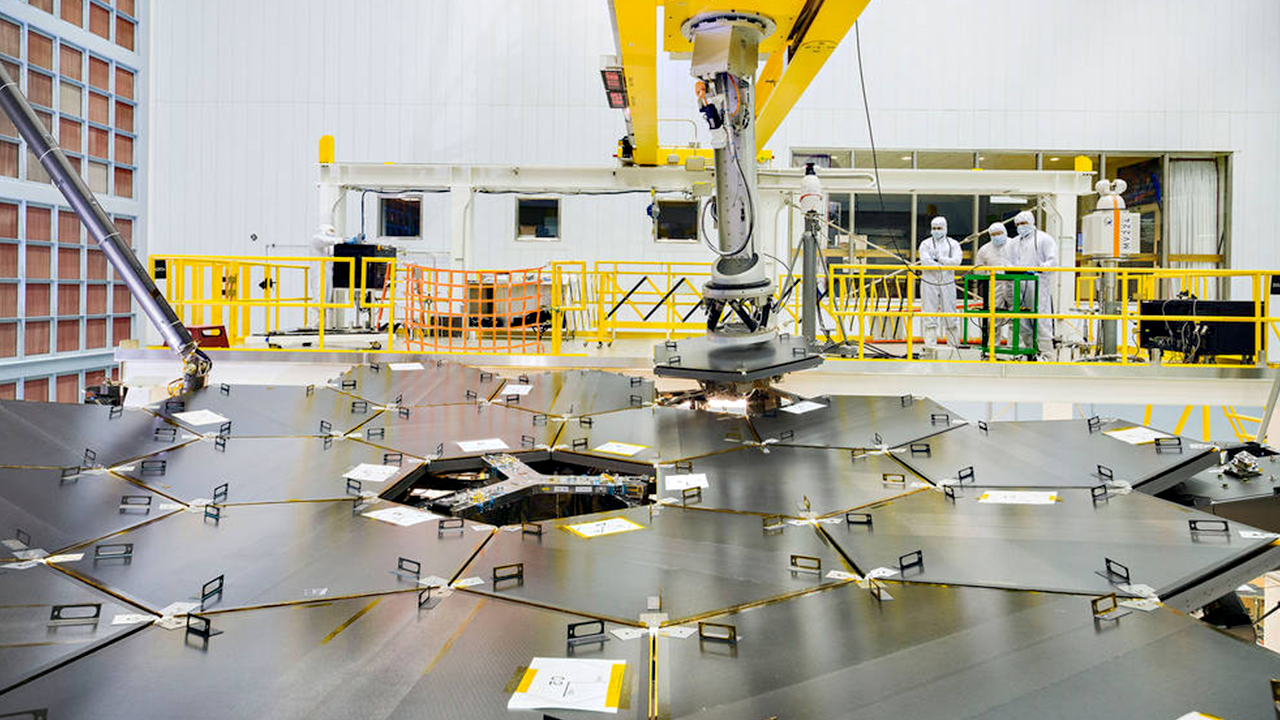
[[852, 193, 912, 266], [87, 91, 107, 124], [61, 0, 83, 27], [118, 0, 135, 18], [56, 373, 78, 402], [29, 0, 54, 14], [0, 381, 13, 398], [114, 101, 132, 132], [791, 149, 852, 169], [0, 19, 20, 59], [60, 45, 81, 81], [85, 318, 105, 347], [26, 206, 50, 241], [86, 160, 107, 193], [56, 318, 78, 351], [379, 196, 421, 238], [86, 283, 104, 314], [111, 316, 129, 345], [59, 117, 81, 153], [60, 81, 82, 116], [654, 199, 699, 243], [88, 55, 108, 91], [853, 150, 913, 169], [57, 283, 78, 315], [116, 17, 134, 52], [516, 198, 559, 241], [114, 67, 132, 100], [917, 151, 975, 170], [0, 202, 14, 239], [0, 139, 16, 178], [59, 210, 80, 243], [27, 30, 52, 70], [25, 283, 49, 315], [0, 324, 13, 358], [25, 319, 49, 355], [113, 133, 131, 164], [113, 166, 131, 198], [24, 376, 48, 401], [978, 153, 1036, 170], [57, 247, 78, 279], [26, 246, 50, 279], [87, 125, 108, 159], [28, 69, 53, 107], [88, 2, 110, 41], [0, 284, 14, 316], [917, 195, 976, 258]]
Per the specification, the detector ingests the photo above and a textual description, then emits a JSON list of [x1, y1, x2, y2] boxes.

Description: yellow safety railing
[[150, 255, 397, 352], [150, 254, 1280, 367], [824, 264, 1278, 366]]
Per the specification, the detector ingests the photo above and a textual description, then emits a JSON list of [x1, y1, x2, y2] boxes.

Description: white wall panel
[[151, 0, 1280, 277]]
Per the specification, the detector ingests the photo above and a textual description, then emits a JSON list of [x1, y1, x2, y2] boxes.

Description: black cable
[[853, 21, 883, 212]]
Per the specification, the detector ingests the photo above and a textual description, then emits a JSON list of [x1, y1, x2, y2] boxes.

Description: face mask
[[992, 234, 1006, 247], [930, 229, 945, 240], [1017, 224, 1034, 238]]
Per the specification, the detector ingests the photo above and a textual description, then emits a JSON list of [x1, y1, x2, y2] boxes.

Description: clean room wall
[[150, 0, 1280, 278]]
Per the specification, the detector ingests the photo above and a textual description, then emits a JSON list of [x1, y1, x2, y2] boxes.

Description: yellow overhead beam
[[613, 0, 661, 166], [755, 0, 872, 152], [754, 49, 785, 112]]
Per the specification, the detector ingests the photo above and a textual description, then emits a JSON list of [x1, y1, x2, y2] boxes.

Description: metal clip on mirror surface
[[493, 562, 524, 584], [698, 621, 737, 644]]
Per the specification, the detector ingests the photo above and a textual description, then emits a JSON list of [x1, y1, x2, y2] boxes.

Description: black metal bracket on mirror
[[789, 554, 821, 574], [899, 549, 924, 574], [200, 574, 224, 608], [567, 619, 607, 647], [909, 443, 931, 456], [1189, 518, 1229, 535], [1096, 557, 1131, 585], [1087, 416, 1102, 433], [94, 542, 133, 561], [118, 495, 152, 513], [48, 603, 101, 626], [493, 562, 524, 586], [698, 621, 737, 644], [845, 512, 872, 526], [395, 557, 421, 579]]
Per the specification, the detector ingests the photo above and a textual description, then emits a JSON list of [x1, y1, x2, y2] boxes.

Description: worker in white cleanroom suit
[[310, 224, 340, 329], [973, 222, 1014, 350], [1012, 210, 1058, 360], [917, 216, 962, 347]]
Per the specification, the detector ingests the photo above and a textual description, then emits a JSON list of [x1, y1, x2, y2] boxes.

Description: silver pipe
[[0, 63, 210, 390]]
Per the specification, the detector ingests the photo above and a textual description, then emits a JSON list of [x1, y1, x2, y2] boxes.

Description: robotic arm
[[687, 12, 777, 346]]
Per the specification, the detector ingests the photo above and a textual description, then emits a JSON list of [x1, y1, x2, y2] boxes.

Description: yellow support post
[[613, 0, 660, 166], [755, 0, 872, 152]]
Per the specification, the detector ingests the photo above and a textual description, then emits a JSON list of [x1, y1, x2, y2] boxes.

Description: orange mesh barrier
[[403, 265, 547, 353]]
